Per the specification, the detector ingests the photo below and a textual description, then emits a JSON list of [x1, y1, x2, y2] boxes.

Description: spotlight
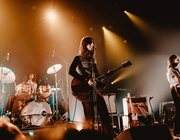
[[111, 82, 114, 85], [45, 9, 57, 23], [102, 26, 106, 30]]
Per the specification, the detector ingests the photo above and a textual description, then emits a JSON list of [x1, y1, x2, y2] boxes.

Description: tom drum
[[38, 84, 52, 100]]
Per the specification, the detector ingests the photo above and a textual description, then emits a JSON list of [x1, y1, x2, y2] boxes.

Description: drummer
[[5, 73, 37, 125], [20, 73, 37, 98]]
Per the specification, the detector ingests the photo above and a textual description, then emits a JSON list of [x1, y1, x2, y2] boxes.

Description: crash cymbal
[[47, 64, 62, 74], [0, 67, 16, 84]]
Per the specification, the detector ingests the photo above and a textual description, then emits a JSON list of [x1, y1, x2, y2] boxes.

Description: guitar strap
[[78, 56, 91, 79]]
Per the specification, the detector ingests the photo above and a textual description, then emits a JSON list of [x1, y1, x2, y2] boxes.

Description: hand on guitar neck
[[87, 78, 95, 86]]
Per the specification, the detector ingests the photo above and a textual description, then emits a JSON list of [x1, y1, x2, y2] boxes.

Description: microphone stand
[[91, 59, 100, 130]]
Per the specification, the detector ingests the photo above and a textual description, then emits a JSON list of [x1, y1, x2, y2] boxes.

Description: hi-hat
[[47, 64, 62, 74], [0, 67, 16, 84]]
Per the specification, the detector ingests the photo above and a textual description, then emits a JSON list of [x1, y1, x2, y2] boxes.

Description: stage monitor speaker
[[116, 125, 172, 140]]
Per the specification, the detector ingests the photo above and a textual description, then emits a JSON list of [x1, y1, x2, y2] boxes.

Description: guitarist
[[69, 36, 113, 139], [167, 54, 180, 137]]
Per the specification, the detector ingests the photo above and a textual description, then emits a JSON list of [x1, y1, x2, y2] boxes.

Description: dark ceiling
[[1, 0, 180, 87]]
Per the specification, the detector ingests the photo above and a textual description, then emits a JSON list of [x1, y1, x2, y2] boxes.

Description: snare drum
[[20, 100, 52, 126], [38, 84, 52, 100]]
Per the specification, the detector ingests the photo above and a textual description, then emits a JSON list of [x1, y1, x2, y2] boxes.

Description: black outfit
[[171, 86, 180, 136], [69, 55, 113, 139]]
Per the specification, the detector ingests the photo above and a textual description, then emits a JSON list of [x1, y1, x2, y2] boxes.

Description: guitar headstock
[[122, 60, 132, 68]]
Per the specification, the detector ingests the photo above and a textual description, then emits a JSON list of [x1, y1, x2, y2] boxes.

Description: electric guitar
[[71, 60, 132, 102]]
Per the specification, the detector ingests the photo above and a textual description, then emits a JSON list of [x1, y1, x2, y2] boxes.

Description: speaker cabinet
[[116, 125, 172, 140]]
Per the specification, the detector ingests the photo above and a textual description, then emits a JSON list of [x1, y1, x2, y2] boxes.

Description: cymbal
[[0, 67, 16, 84], [47, 64, 62, 74]]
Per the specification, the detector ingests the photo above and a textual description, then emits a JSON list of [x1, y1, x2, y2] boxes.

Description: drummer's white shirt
[[26, 80, 37, 94]]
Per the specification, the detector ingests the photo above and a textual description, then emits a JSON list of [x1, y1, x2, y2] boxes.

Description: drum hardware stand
[[51, 88, 56, 114], [51, 72, 62, 123]]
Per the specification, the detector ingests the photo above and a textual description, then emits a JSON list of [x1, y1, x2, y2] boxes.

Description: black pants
[[81, 93, 113, 139], [171, 86, 180, 135]]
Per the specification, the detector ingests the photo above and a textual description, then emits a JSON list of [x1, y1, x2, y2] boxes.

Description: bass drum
[[20, 100, 52, 126]]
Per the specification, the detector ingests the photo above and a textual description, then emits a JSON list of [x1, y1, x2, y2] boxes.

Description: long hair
[[168, 54, 177, 69], [79, 36, 95, 59]]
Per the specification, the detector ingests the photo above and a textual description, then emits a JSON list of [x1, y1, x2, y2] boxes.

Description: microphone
[[7, 52, 10, 61]]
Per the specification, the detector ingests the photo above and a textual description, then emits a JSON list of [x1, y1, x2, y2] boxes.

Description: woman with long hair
[[69, 36, 113, 139], [167, 54, 180, 137]]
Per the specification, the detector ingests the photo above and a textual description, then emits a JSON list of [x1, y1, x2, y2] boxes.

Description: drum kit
[[1, 64, 63, 127]]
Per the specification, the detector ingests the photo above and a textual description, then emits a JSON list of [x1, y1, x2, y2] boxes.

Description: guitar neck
[[98, 60, 132, 79]]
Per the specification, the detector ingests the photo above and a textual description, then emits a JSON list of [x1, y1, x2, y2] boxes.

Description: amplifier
[[122, 97, 151, 116]]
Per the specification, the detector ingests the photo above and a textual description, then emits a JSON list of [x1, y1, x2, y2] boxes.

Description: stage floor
[[20, 121, 176, 140]]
